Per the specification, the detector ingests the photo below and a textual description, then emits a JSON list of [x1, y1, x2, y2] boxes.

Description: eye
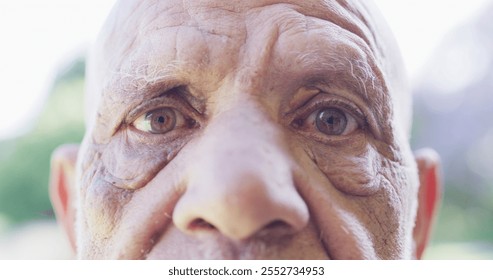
[[306, 107, 359, 136], [133, 107, 185, 134]]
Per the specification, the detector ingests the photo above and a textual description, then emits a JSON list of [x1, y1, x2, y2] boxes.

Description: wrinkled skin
[[50, 0, 440, 259]]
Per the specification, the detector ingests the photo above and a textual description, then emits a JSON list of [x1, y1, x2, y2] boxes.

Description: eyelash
[[126, 97, 199, 134], [289, 97, 367, 142], [294, 98, 365, 124]]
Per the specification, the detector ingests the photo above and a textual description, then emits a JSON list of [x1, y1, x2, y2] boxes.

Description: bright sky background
[[0, 0, 491, 140]]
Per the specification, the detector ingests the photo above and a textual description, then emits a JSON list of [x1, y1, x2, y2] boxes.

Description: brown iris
[[145, 107, 176, 134]]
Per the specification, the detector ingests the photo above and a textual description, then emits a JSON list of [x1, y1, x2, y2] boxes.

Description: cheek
[[81, 176, 131, 242], [78, 145, 133, 246], [303, 135, 415, 258], [77, 130, 188, 249], [311, 135, 383, 196], [353, 181, 407, 258], [355, 159, 417, 258], [99, 130, 187, 190]]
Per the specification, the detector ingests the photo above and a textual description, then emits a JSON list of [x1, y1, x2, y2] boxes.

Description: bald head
[[49, 0, 441, 260]]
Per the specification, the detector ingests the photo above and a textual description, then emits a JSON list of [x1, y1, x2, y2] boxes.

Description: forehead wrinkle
[[232, 0, 378, 53], [287, 0, 378, 57], [107, 1, 244, 91], [102, 1, 188, 72], [236, 0, 386, 93], [277, 13, 384, 102], [333, 0, 380, 56], [97, 0, 379, 97], [234, 6, 284, 92]]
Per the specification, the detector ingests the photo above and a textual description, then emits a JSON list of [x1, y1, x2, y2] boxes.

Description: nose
[[172, 104, 309, 241]]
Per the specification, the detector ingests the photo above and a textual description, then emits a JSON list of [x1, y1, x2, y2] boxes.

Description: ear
[[49, 144, 80, 252], [413, 148, 442, 259]]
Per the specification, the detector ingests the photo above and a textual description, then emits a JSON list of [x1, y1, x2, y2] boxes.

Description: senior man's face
[[50, 0, 441, 259]]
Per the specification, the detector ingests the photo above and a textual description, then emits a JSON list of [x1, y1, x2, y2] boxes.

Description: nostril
[[264, 220, 291, 230], [256, 219, 295, 238], [189, 218, 216, 231]]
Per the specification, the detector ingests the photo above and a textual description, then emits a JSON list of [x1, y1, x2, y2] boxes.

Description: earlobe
[[49, 144, 80, 252], [413, 148, 442, 259]]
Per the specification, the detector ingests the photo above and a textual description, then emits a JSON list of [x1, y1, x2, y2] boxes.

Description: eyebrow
[[110, 60, 183, 94], [294, 44, 385, 103], [114, 58, 204, 102], [125, 73, 206, 111], [98, 62, 198, 134]]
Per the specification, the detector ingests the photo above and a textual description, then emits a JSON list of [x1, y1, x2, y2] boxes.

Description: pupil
[[145, 108, 176, 134], [316, 108, 347, 135]]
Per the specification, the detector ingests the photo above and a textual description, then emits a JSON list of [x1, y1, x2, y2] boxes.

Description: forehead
[[86, 0, 409, 137], [101, 0, 379, 61], [109, 0, 372, 30]]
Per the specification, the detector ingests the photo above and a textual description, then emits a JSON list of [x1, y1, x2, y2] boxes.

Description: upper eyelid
[[293, 95, 367, 124], [126, 95, 197, 124]]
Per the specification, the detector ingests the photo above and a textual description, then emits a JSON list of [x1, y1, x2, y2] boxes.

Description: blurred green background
[[0, 58, 85, 229]]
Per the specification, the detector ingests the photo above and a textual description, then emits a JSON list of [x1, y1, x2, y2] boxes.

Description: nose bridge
[[206, 101, 281, 165], [172, 102, 309, 240]]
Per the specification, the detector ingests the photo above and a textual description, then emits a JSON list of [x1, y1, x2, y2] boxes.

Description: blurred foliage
[[412, 3, 493, 248], [0, 58, 85, 225]]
